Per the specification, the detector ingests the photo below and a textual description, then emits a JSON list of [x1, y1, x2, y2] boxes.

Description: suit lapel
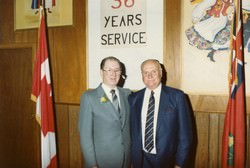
[[157, 86, 169, 131], [135, 89, 145, 142], [96, 85, 120, 121], [118, 88, 126, 128]]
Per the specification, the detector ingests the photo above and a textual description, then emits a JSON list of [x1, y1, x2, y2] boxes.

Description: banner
[[87, 0, 163, 89]]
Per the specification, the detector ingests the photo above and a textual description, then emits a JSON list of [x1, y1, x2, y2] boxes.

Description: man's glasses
[[102, 69, 121, 75]]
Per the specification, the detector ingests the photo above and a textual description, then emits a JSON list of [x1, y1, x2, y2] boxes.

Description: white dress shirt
[[101, 83, 120, 106], [141, 83, 162, 154]]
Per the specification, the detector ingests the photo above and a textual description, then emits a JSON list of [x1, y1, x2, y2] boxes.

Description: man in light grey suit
[[78, 56, 131, 168]]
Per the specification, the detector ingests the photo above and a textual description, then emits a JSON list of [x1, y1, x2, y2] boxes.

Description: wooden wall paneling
[[218, 114, 225, 168], [189, 95, 250, 114], [0, 0, 37, 44], [195, 112, 209, 167], [247, 97, 250, 114], [0, 46, 40, 168], [165, 0, 181, 88], [208, 113, 220, 167], [55, 104, 70, 168], [0, 0, 15, 44], [68, 105, 83, 168], [189, 95, 228, 113], [51, 0, 86, 104], [15, 29, 38, 43]]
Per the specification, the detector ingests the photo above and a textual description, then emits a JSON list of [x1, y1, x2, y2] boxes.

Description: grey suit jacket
[[78, 84, 131, 168]]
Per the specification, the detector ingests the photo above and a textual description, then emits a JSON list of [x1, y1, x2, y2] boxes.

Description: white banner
[[87, 0, 163, 90], [100, 0, 147, 47]]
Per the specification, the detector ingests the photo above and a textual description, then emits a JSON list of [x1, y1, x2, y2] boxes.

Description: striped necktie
[[144, 91, 155, 152], [111, 89, 120, 112]]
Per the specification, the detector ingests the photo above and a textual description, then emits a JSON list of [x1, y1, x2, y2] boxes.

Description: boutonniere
[[100, 96, 108, 103]]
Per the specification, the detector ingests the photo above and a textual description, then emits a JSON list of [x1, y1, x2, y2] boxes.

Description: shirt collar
[[146, 83, 162, 95], [101, 83, 118, 94]]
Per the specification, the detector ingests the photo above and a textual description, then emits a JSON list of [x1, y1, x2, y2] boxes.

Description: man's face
[[100, 59, 121, 88], [141, 61, 162, 90]]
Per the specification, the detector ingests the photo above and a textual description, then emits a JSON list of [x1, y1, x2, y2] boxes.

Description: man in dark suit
[[129, 59, 193, 168], [78, 56, 131, 168]]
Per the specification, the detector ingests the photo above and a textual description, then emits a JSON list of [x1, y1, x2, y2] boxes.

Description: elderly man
[[79, 56, 131, 168], [129, 59, 193, 168]]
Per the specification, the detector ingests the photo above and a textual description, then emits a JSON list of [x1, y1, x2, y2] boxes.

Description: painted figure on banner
[[185, 0, 250, 62], [31, 0, 56, 9], [243, 0, 250, 52]]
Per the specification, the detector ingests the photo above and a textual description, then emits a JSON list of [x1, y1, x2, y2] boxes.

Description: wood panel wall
[[0, 0, 249, 167]]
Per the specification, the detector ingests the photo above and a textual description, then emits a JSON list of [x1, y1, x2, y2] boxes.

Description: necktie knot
[[110, 89, 115, 95], [150, 91, 154, 97]]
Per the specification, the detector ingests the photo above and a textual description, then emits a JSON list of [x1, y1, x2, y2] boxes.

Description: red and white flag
[[221, 0, 246, 167], [31, 7, 58, 168]]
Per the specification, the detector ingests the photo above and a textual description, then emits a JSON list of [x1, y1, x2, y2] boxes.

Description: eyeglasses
[[102, 69, 121, 74]]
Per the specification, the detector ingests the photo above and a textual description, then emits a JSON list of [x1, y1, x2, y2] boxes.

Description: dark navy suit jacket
[[128, 85, 193, 168]]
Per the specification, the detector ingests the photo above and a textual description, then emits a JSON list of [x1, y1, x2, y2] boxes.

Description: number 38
[[111, 0, 135, 9]]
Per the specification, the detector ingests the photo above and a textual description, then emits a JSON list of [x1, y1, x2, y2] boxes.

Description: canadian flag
[[31, 7, 58, 168]]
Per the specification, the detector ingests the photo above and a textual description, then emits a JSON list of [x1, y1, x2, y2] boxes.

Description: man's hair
[[100, 56, 121, 70]]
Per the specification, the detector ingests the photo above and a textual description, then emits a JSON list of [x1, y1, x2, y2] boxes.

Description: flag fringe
[[31, 94, 37, 102]]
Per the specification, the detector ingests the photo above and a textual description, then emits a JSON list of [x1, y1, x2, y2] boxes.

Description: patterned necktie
[[145, 91, 155, 152], [111, 89, 120, 112]]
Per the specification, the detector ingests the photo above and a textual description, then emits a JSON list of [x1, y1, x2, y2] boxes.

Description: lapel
[[135, 89, 146, 142], [118, 87, 127, 129], [157, 85, 170, 131], [96, 85, 120, 121]]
